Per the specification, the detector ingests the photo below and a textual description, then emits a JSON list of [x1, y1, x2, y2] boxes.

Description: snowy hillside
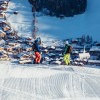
[[6, 0, 33, 37], [36, 0, 100, 41], [6, 0, 100, 42]]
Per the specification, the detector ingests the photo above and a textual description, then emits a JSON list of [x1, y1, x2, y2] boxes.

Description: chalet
[[23, 39, 33, 45], [0, 30, 6, 37], [25, 46, 32, 51], [0, 47, 4, 51], [71, 50, 79, 59], [42, 49, 48, 53], [17, 52, 33, 64], [89, 46, 100, 56], [42, 45, 47, 49], [48, 53, 56, 58], [71, 39, 78, 44], [0, 17, 5, 23], [0, 21, 9, 27], [1, 21, 11, 31], [0, 4, 8, 11], [72, 50, 79, 54], [0, 1, 8, 5], [19, 59, 33, 64], [90, 55, 98, 60], [72, 45, 84, 51], [41, 45, 48, 52], [0, 51, 10, 61], [74, 58, 88, 65], [6, 29, 14, 35], [48, 46, 56, 52], [17, 52, 33, 59], [0, 0, 9, 10], [95, 43, 100, 46], [7, 35, 19, 40], [72, 61, 84, 66], [27, 37, 32, 40], [0, 38, 5, 46], [0, 13, 5, 18], [54, 48, 63, 53], [2, 25, 11, 31], [19, 54, 30, 60], [44, 56, 50, 61], [88, 60, 100, 66], [8, 43, 19, 47], [4, 45, 13, 52], [50, 60, 61, 65]]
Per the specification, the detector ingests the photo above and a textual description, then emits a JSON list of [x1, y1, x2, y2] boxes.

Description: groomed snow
[[0, 63, 100, 100]]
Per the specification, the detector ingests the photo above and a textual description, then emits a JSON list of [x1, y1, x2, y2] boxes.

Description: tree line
[[29, 0, 87, 17]]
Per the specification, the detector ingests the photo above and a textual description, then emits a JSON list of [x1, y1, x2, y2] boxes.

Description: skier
[[32, 37, 42, 64], [63, 41, 72, 65]]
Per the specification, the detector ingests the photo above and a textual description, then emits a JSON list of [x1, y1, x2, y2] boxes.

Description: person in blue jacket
[[32, 37, 42, 64]]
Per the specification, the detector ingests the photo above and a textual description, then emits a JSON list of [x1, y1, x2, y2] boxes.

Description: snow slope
[[36, 0, 100, 41], [0, 63, 100, 100], [6, 0, 100, 42], [6, 0, 33, 37]]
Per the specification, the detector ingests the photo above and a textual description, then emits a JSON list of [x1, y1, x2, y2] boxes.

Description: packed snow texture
[[0, 62, 100, 100]]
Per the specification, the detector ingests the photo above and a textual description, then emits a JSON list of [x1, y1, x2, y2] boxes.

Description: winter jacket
[[63, 44, 72, 55], [32, 42, 41, 53]]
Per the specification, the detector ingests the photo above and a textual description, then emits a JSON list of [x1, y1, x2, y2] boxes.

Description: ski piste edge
[[11, 63, 85, 73]]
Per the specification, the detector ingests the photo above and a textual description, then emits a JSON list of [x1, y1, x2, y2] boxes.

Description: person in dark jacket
[[63, 41, 72, 65], [32, 37, 42, 64]]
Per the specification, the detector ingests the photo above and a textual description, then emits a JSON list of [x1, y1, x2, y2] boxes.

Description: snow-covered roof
[[48, 46, 56, 49], [0, 4, 7, 8], [72, 50, 79, 54], [90, 46, 100, 51], [0, 0, 9, 2], [88, 60, 100, 64], [72, 44, 83, 49], [0, 29, 4, 33], [0, 39, 5, 46], [0, 29, 5, 35], [0, 18, 5, 22]]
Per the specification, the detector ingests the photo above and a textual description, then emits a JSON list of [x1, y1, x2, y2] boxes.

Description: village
[[0, 0, 100, 67]]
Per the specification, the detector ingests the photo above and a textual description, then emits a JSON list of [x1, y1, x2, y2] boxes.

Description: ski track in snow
[[0, 63, 100, 100]]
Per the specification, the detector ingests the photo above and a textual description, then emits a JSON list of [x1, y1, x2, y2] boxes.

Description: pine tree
[[28, 0, 87, 17]]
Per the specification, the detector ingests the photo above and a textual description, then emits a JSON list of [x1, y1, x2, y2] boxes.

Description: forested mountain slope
[[29, 0, 87, 17]]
